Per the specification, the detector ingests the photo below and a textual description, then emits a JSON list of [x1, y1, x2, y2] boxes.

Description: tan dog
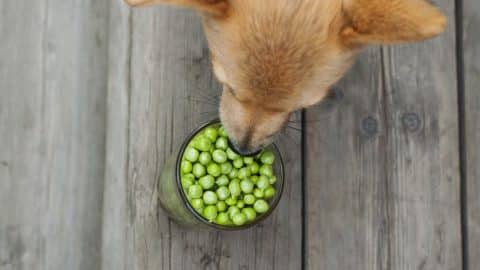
[[126, 0, 446, 155]]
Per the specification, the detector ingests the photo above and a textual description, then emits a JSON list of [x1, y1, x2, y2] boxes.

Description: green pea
[[228, 168, 238, 179], [216, 212, 230, 225], [216, 186, 231, 201], [220, 162, 233, 175], [219, 126, 228, 137], [243, 157, 254, 164], [203, 205, 218, 221], [181, 173, 195, 183], [233, 158, 244, 168], [250, 175, 259, 184], [225, 197, 237, 206], [192, 163, 206, 178], [198, 152, 212, 165], [181, 160, 193, 173], [212, 150, 227, 163], [242, 208, 257, 221], [184, 147, 199, 162], [216, 175, 229, 186], [259, 164, 273, 177], [195, 137, 212, 152], [216, 137, 228, 150], [232, 213, 247, 226], [188, 184, 203, 199], [260, 151, 275, 165], [256, 175, 270, 190], [254, 199, 269, 214], [240, 179, 254, 194], [229, 179, 241, 198], [228, 206, 241, 219], [207, 163, 221, 177], [238, 167, 251, 179], [216, 201, 227, 212], [249, 162, 260, 174], [190, 198, 204, 210], [253, 188, 264, 198], [269, 175, 277, 185], [204, 127, 218, 142], [203, 191, 218, 205], [243, 194, 256, 205], [264, 186, 276, 199], [236, 201, 245, 209], [226, 147, 239, 160], [199, 175, 215, 189], [181, 178, 194, 190]]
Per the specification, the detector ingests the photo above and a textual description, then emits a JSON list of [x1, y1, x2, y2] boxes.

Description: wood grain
[[101, 3, 302, 270], [304, 0, 462, 269], [463, 0, 480, 268], [0, 0, 109, 270]]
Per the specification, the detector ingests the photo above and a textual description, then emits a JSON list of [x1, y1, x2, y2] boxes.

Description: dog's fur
[[126, 0, 446, 154]]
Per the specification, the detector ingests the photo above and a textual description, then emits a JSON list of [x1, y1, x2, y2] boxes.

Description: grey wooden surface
[[0, 1, 108, 270], [463, 0, 480, 268], [1, 0, 478, 270]]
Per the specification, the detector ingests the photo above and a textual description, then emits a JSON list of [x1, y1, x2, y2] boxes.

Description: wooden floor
[[1, 0, 478, 270]]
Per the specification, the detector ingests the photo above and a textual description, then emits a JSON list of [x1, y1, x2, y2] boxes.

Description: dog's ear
[[341, 0, 447, 47], [125, 0, 229, 16]]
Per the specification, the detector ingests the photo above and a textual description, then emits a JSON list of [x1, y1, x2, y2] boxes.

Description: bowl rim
[[175, 118, 285, 231]]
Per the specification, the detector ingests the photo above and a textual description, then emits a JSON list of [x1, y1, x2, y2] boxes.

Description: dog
[[125, 0, 446, 155]]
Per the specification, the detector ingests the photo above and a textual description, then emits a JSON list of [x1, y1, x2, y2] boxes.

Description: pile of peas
[[180, 125, 277, 226]]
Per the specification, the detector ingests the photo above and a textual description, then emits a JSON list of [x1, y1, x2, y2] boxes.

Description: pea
[[254, 199, 269, 214], [181, 178, 194, 190], [228, 206, 240, 219], [250, 175, 259, 184], [185, 147, 199, 162], [216, 212, 230, 225], [188, 184, 203, 199], [207, 163, 221, 177], [216, 201, 227, 212], [212, 150, 227, 163], [229, 179, 241, 198], [182, 173, 195, 183], [226, 147, 239, 160], [243, 157, 254, 164], [238, 167, 251, 179], [192, 163, 206, 178], [240, 179, 254, 194], [195, 137, 212, 152], [204, 127, 218, 142], [264, 186, 276, 199], [198, 152, 212, 165], [228, 168, 238, 179], [233, 158, 244, 168], [216, 186, 231, 201], [220, 162, 233, 175], [203, 191, 218, 205], [181, 160, 193, 173], [203, 205, 218, 221], [260, 151, 275, 165], [259, 164, 273, 177], [219, 126, 228, 137], [190, 198, 204, 210], [236, 201, 245, 209], [225, 197, 237, 206], [256, 175, 270, 190], [249, 162, 260, 174], [216, 137, 228, 150], [253, 188, 264, 198], [215, 175, 229, 186], [199, 175, 215, 189], [232, 213, 247, 226], [269, 175, 277, 185], [243, 194, 256, 205], [242, 208, 257, 221]]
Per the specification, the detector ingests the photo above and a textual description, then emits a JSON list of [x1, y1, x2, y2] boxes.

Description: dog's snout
[[227, 137, 261, 157]]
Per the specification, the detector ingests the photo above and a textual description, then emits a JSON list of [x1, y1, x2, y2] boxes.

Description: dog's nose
[[227, 138, 262, 157]]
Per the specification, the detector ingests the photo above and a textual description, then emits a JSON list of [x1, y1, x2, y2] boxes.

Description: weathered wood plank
[[0, 1, 109, 270], [463, 0, 480, 268], [102, 3, 302, 270], [304, 0, 462, 269]]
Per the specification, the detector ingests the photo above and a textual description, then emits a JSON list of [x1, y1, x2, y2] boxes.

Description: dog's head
[[127, 0, 446, 154]]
